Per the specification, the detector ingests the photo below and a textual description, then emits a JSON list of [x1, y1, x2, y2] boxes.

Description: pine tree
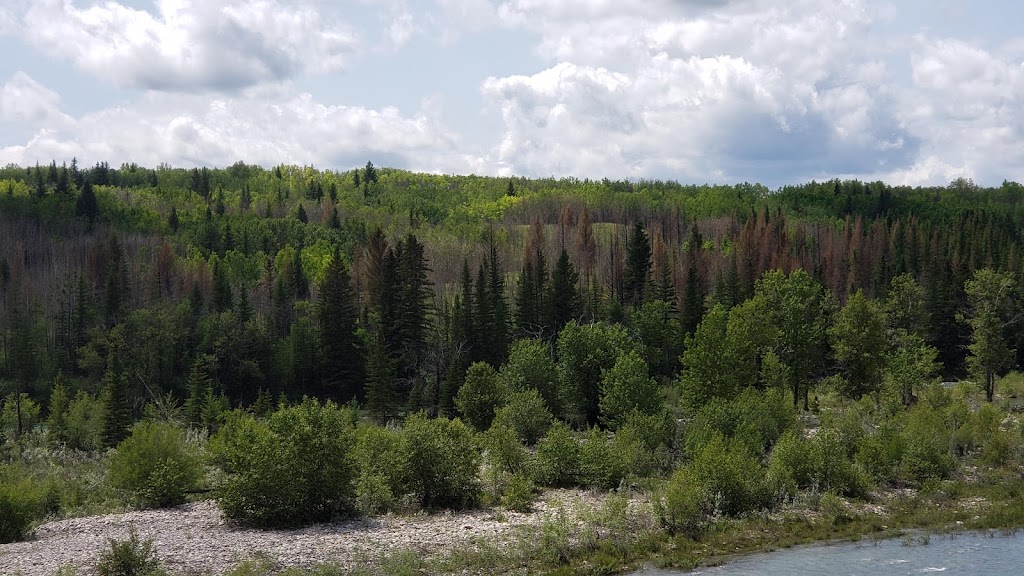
[[75, 181, 99, 228], [318, 248, 363, 402], [548, 248, 581, 334], [486, 237, 510, 365], [168, 206, 180, 232], [212, 257, 233, 312], [101, 353, 132, 447], [292, 243, 309, 299], [680, 224, 706, 335], [184, 355, 216, 427], [623, 221, 651, 307], [365, 326, 400, 421]]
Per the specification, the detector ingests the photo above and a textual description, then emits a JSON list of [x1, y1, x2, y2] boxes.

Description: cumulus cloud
[[481, 0, 923, 184], [0, 72, 67, 124], [0, 73, 484, 174], [15, 0, 358, 92]]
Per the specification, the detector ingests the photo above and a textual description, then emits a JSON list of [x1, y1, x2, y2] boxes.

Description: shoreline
[[3, 474, 1023, 576]]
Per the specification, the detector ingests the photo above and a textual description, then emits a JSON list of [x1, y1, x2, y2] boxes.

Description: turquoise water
[[636, 531, 1024, 575]]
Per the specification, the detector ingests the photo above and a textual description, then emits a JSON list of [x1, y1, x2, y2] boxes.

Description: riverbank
[[4, 469, 1023, 576]]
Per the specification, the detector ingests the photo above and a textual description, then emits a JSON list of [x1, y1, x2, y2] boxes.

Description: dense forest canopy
[[1, 160, 1023, 424]]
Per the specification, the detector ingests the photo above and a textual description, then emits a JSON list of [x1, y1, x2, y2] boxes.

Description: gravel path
[[0, 491, 599, 576]]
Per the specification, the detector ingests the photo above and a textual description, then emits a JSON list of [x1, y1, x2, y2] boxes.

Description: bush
[[455, 362, 506, 432], [482, 421, 528, 476], [64, 391, 107, 452], [403, 413, 480, 509], [534, 421, 580, 487], [686, 434, 775, 517], [598, 350, 661, 429], [1, 392, 41, 441], [661, 467, 711, 537], [578, 428, 625, 490], [215, 398, 357, 527], [0, 474, 38, 543], [613, 410, 675, 478], [501, 471, 537, 512], [492, 389, 552, 445], [684, 388, 794, 458], [353, 425, 409, 515], [96, 530, 165, 576], [108, 421, 202, 508]]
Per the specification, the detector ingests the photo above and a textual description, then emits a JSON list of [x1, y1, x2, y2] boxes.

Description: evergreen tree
[[75, 181, 99, 227], [548, 248, 581, 334], [365, 325, 400, 420], [168, 206, 180, 232], [680, 224, 706, 335], [212, 257, 233, 313], [184, 354, 216, 427], [318, 248, 363, 402], [487, 237, 510, 365], [292, 243, 309, 299], [56, 162, 71, 196], [101, 353, 132, 447], [623, 221, 651, 307]]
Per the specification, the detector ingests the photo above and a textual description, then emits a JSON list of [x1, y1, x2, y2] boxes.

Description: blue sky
[[1, 0, 1022, 187]]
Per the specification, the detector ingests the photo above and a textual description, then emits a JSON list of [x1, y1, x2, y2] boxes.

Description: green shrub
[[578, 428, 625, 490], [854, 424, 905, 483], [613, 411, 673, 478], [598, 350, 661, 429], [353, 425, 408, 515], [686, 434, 775, 516], [482, 421, 528, 476], [812, 429, 871, 497], [661, 467, 711, 537], [215, 398, 357, 527], [96, 530, 165, 576], [1, 392, 41, 441], [0, 475, 37, 543], [534, 421, 580, 487], [64, 391, 107, 452], [501, 471, 536, 512], [455, 362, 505, 432], [685, 388, 794, 458], [768, 431, 815, 495], [492, 389, 552, 445], [403, 413, 480, 509], [108, 421, 202, 508]]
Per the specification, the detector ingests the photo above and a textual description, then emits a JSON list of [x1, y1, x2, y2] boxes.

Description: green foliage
[[613, 410, 673, 477], [214, 399, 357, 527], [675, 434, 775, 519], [402, 413, 480, 509], [534, 421, 580, 488], [963, 269, 1018, 402], [0, 470, 43, 543], [598, 350, 661, 429], [632, 299, 682, 378], [482, 420, 529, 477], [455, 362, 505, 431], [96, 530, 165, 576], [492, 388, 552, 445], [578, 428, 625, 490], [770, 428, 871, 497], [353, 425, 408, 515], [108, 421, 202, 508], [829, 290, 887, 401], [556, 320, 634, 426], [500, 470, 536, 512], [499, 338, 559, 415], [1, 392, 41, 441], [684, 387, 795, 457]]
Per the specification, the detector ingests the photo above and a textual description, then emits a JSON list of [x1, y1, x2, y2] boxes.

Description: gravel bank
[[0, 490, 601, 576]]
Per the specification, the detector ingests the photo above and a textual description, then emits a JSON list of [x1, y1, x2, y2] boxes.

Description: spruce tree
[[184, 355, 216, 427], [548, 248, 581, 335], [623, 221, 651, 307], [102, 353, 132, 447], [680, 224, 707, 335], [318, 248, 363, 402]]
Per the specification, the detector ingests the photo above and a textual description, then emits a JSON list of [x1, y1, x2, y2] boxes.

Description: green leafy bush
[[686, 434, 775, 516], [215, 398, 357, 527], [0, 473, 40, 543], [1, 392, 41, 441], [96, 530, 165, 576], [660, 467, 711, 537], [353, 425, 408, 515], [501, 471, 537, 512], [108, 421, 202, 508], [612, 410, 674, 477], [491, 389, 552, 445], [402, 413, 480, 509], [455, 362, 506, 432], [578, 427, 625, 490], [64, 391, 107, 452], [684, 388, 794, 458], [534, 421, 580, 487]]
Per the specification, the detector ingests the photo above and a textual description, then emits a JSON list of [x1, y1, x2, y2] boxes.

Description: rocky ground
[[0, 490, 605, 576]]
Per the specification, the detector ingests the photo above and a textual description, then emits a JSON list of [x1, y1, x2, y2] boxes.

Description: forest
[[2, 160, 1024, 575]]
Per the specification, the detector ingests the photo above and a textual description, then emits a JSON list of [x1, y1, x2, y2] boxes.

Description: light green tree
[[962, 269, 1018, 402]]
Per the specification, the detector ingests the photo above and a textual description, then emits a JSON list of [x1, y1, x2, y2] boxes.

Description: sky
[[0, 0, 1022, 188]]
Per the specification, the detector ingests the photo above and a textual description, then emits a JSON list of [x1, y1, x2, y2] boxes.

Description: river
[[635, 530, 1023, 575]]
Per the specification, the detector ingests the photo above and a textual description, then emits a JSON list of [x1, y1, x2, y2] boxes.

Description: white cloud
[[481, 0, 919, 183], [0, 72, 67, 124], [16, 0, 358, 91], [0, 74, 484, 174]]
